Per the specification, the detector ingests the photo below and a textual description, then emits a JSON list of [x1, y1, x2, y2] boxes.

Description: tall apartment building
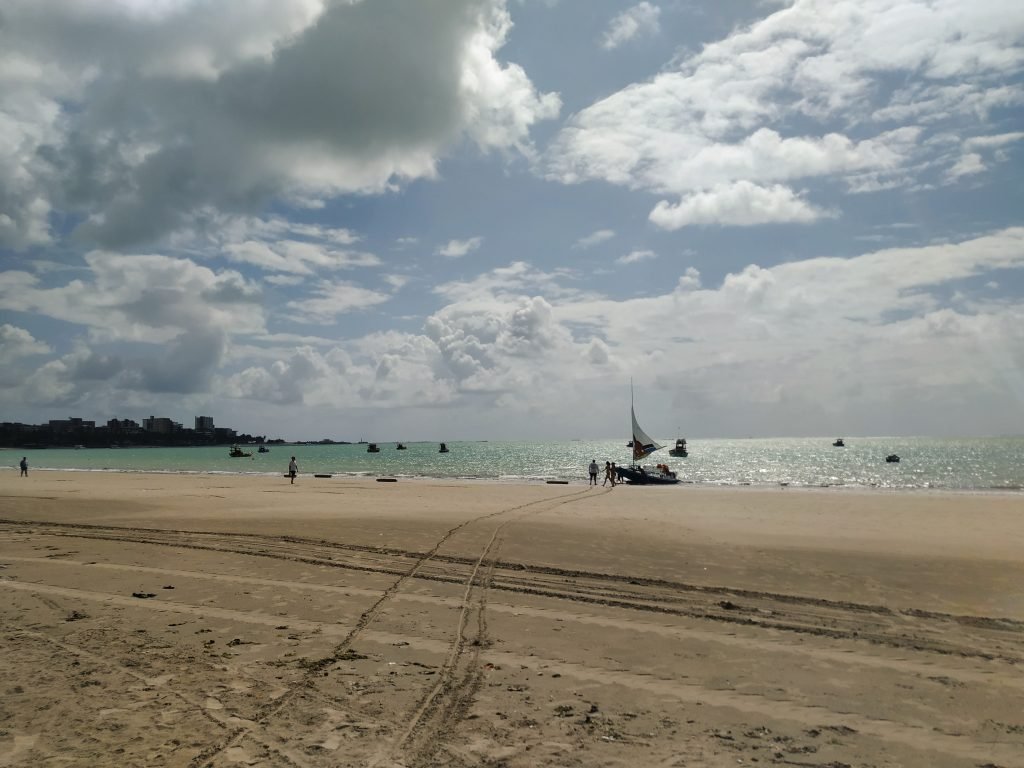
[[143, 416, 180, 434], [195, 416, 214, 432]]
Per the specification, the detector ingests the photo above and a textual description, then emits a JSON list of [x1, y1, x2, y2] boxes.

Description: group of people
[[588, 459, 618, 486]]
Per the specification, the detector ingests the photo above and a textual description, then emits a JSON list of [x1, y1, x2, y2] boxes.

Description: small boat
[[396, 443, 407, 450], [626, 440, 634, 448], [616, 462, 679, 485], [258, 445, 270, 453], [833, 438, 845, 447], [886, 454, 900, 463], [367, 443, 380, 453], [616, 383, 679, 485], [668, 437, 688, 457], [228, 445, 251, 458], [439, 442, 449, 453]]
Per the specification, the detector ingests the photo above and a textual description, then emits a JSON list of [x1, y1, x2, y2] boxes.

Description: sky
[[1, 0, 1023, 442]]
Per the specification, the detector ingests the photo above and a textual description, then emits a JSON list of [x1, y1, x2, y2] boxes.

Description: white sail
[[631, 404, 663, 461]]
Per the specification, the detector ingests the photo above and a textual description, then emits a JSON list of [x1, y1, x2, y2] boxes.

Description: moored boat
[[616, 463, 679, 485], [258, 445, 270, 453], [228, 445, 251, 458], [617, 383, 679, 485], [668, 437, 688, 457], [396, 443, 407, 450], [439, 442, 449, 453], [886, 454, 900, 463], [367, 443, 380, 453], [833, 438, 845, 447]]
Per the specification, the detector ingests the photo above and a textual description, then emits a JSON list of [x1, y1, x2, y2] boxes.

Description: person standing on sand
[[610, 462, 618, 485], [19, 457, 28, 477], [288, 456, 298, 484], [588, 459, 599, 486], [602, 461, 614, 486]]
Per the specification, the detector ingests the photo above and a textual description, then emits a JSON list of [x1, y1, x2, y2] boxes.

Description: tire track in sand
[[2, 569, 1020, 765], [180, 486, 595, 767], [381, 488, 605, 767], [3, 516, 1020, 666]]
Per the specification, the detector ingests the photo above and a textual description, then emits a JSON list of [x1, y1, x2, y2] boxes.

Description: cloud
[[0, 324, 51, 366], [436, 236, 484, 258], [223, 239, 381, 275], [964, 132, 1024, 151], [945, 152, 986, 181], [573, 229, 615, 249], [649, 181, 832, 229], [285, 280, 391, 324], [9, 228, 1019, 437], [543, 0, 1023, 225], [617, 249, 657, 264], [201, 228, 1024, 439], [433, 260, 580, 303], [602, 2, 661, 50], [0, 252, 266, 343], [0, 0, 560, 249]]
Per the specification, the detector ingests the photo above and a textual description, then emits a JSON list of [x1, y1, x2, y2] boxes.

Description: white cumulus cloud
[[650, 182, 831, 229], [437, 236, 485, 258], [602, 2, 661, 50]]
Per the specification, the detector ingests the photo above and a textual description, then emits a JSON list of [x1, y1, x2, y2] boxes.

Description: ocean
[[5, 436, 1023, 491]]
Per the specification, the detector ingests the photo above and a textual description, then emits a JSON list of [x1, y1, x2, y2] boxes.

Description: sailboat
[[615, 385, 679, 485]]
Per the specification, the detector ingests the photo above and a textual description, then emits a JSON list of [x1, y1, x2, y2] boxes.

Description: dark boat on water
[[616, 462, 679, 485], [439, 442, 449, 453], [396, 443, 407, 450], [833, 438, 845, 447], [367, 443, 380, 453], [228, 445, 251, 458], [668, 437, 688, 457], [886, 454, 900, 463]]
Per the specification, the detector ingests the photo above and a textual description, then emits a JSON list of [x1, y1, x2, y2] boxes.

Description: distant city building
[[0, 415, 252, 447], [48, 417, 96, 433], [143, 416, 180, 434], [107, 418, 142, 434]]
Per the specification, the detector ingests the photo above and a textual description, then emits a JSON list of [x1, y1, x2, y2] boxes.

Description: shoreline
[[2, 465, 1022, 496]]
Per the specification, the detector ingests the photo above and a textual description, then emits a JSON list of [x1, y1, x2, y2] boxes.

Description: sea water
[[5, 436, 1023, 491]]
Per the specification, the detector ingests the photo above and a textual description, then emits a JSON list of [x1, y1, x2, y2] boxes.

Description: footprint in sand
[[204, 697, 224, 710]]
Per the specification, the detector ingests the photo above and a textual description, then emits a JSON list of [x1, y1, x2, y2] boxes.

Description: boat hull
[[615, 466, 679, 485]]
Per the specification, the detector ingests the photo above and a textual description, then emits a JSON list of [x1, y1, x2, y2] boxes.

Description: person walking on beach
[[19, 457, 28, 477], [588, 459, 599, 486], [602, 461, 614, 487], [288, 456, 298, 484], [610, 462, 618, 485]]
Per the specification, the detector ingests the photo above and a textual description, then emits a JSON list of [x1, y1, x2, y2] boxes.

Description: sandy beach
[[1, 472, 1022, 767]]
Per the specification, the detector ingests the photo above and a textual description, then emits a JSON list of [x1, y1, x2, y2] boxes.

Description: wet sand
[[1, 471, 1023, 767]]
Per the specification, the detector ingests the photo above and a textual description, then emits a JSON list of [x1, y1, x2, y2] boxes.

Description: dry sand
[[1, 471, 1022, 767]]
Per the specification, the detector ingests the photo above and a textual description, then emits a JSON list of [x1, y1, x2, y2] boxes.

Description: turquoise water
[[5, 437, 1023, 491]]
